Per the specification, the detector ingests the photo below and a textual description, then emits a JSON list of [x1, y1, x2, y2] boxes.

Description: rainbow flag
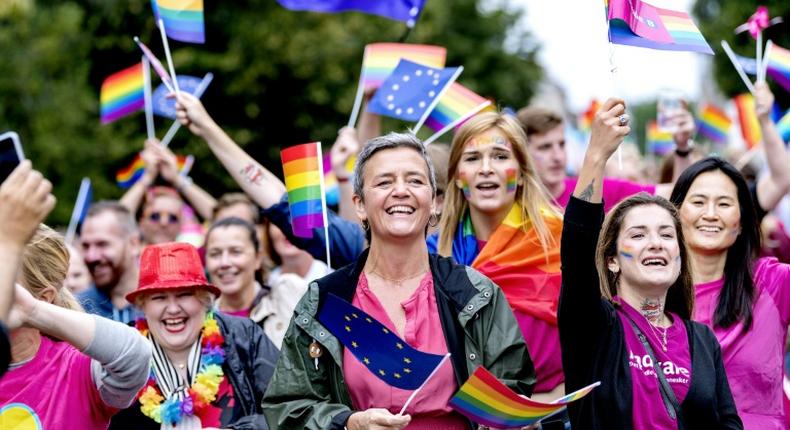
[[423, 82, 494, 144], [116, 153, 189, 189], [578, 99, 600, 132], [100, 63, 145, 124], [766, 43, 790, 92], [152, 0, 205, 44], [734, 94, 762, 150], [361, 43, 446, 90], [646, 120, 674, 155], [606, 0, 713, 55], [281, 142, 325, 238], [777, 109, 790, 143], [697, 103, 731, 144], [470, 204, 562, 324], [449, 366, 600, 427]]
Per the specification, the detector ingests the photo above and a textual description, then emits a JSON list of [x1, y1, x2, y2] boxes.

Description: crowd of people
[[0, 67, 789, 430]]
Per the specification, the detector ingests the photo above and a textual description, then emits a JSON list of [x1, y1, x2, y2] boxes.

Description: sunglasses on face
[[148, 212, 180, 224]]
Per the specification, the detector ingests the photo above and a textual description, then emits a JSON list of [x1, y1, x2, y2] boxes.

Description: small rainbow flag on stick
[[449, 366, 599, 427], [734, 94, 762, 150], [578, 99, 601, 132], [115, 153, 189, 188], [281, 142, 327, 239], [766, 42, 790, 92], [697, 103, 731, 144], [646, 120, 674, 155], [100, 63, 145, 124], [422, 82, 493, 145], [152, 0, 205, 44]]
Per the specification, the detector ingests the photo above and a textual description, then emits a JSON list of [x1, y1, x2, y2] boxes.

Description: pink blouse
[[343, 272, 468, 429]]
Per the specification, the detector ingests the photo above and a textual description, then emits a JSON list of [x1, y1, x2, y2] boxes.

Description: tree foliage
[[0, 0, 541, 226], [693, 0, 789, 106]]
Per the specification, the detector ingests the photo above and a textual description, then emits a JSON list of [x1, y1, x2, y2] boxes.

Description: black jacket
[[558, 197, 742, 430], [109, 312, 279, 430]]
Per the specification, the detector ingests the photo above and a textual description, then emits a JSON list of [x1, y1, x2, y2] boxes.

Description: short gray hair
[[352, 132, 437, 201]]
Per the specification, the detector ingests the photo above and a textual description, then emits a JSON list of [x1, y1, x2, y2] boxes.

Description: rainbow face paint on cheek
[[619, 246, 635, 259], [506, 168, 517, 194], [458, 172, 471, 200]]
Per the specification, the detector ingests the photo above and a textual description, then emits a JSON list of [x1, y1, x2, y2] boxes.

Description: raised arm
[[174, 92, 286, 210], [147, 140, 218, 220], [754, 83, 790, 213], [560, 98, 629, 375], [119, 142, 159, 215]]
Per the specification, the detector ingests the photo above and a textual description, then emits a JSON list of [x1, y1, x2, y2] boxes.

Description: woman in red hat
[[110, 242, 279, 430], [0, 224, 151, 430]]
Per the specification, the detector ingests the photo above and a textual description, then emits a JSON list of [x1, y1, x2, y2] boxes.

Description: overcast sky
[[512, 0, 711, 111]]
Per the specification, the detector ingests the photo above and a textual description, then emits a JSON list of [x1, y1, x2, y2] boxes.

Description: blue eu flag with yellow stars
[[367, 59, 462, 123], [318, 293, 450, 390]]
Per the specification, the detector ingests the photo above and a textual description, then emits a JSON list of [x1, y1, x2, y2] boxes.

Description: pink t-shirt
[[556, 177, 656, 212], [0, 336, 117, 430], [514, 312, 563, 393], [343, 273, 467, 430], [616, 298, 691, 430], [694, 257, 790, 430]]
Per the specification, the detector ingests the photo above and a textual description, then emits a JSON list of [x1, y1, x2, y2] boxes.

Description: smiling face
[[526, 124, 567, 192], [141, 289, 206, 354], [455, 128, 522, 219], [205, 225, 260, 298], [81, 212, 138, 291], [353, 147, 435, 242], [609, 204, 682, 292], [678, 170, 741, 256]]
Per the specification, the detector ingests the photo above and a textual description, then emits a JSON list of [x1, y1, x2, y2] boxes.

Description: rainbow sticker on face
[[506, 168, 517, 194], [466, 135, 511, 149], [619, 246, 635, 259], [458, 171, 471, 200]]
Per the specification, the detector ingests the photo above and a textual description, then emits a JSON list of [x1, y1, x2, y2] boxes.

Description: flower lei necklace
[[136, 312, 226, 425]]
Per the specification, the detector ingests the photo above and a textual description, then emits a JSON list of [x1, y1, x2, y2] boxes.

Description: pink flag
[[607, 0, 673, 44]]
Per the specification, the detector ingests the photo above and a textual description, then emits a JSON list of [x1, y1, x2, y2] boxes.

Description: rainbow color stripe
[[734, 94, 762, 150], [777, 109, 790, 143], [100, 63, 145, 124], [152, 0, 205, 43], [362, 43, 446, 90], [449, 366, 599, 427], [607, 0, 713, 55], [505, 168, 517, 193], [697, 103, 731, 144], [472, 203, 562, 324], [424, 82, 493, 143], [116, 153, 189, 188], [281, 142, 325, 238], [646, 120, 674, 155], [767, 43, 790, 92]]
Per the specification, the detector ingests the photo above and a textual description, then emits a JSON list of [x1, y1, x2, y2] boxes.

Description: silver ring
[[618, 114, 629, 125]]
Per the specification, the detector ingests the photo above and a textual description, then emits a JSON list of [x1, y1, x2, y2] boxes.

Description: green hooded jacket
[[262, 250, 535, 429]]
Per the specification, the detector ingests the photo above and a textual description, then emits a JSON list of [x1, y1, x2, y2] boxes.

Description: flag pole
[[158, 19, 181, 96], [398, 353, 450, 416], [761, 40, 773, 85], [160, 72, 214, 148], [756, 31, 763, 84], [347, 48, 369, 128], [721, 41, 756, 94], [601, 1, 623, 169], [65, 178, 91, 245], [142, 57, 156, 140], [316, 142, 332, 269]]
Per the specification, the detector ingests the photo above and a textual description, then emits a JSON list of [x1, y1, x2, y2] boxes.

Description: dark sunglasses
[[148, 212, 180, 224]]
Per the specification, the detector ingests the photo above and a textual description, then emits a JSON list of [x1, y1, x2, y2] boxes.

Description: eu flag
[[152, 75, 211, 119], [367, 59, 462, 123], [318, 293, 449, 390]]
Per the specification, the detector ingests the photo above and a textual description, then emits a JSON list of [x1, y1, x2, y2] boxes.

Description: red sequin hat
[[126, 242, 220, 303]]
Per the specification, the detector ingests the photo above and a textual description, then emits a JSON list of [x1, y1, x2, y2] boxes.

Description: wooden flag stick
[[316, 142, 332, 269], [142, 57, 156, 140], [721, 41, 756, 94], [158, 19, 180, 95]]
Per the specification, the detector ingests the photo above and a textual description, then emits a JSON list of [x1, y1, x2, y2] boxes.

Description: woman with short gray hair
[[264, 132, 535, 430]]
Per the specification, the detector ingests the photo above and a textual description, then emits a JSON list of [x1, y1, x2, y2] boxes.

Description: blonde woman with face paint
[[559, 98, 742, 430], [426, 112, 565, 425]]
